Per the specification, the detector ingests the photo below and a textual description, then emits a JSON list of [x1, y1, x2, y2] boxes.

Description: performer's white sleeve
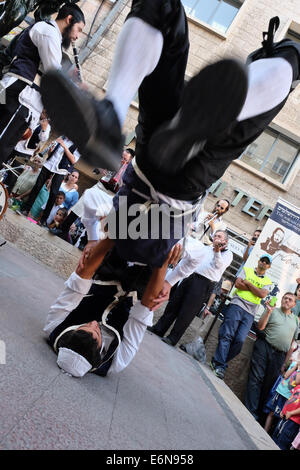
[[29, 23, 62, 72], [43, 272, 92, 335], [81, 185, 113, 241], [166, 239, 206, 286], [38, 123, 51, 142], [108, 301, 153, 375]]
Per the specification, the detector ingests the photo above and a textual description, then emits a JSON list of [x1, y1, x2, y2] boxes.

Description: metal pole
[[79, 0, 129, 64]]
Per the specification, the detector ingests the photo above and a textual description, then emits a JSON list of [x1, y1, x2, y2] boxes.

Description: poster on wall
[[243, 197, 300, 320]]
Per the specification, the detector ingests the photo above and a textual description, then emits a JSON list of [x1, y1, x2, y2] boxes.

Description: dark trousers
[[244, 338, 286, 421], [213, 303, 254, 370], [272, 418, 300, 450], [22, 166, 64, 222], [153, 273, 215, 345], [0, 80, 30, 164]]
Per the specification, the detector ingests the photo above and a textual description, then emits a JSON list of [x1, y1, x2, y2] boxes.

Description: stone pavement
[[0, 239, 279, 451]]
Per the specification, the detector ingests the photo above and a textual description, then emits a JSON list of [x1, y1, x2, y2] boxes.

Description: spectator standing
[[272, 380, 300, 450], [245, 292, 299, 423], [263, 344, 300, 433], [59, 170, 79, 210], [20, 136, 80, 224], [0, 3, 85, 165], [236, 229, 262, 277], [10, 155, 43, 202], [191, 199, 230, 245], [13, 111, 51, 160], [48, 207, 68, 230], [43, 191, 65, 226], [210, 254, 272, 380], [4, 111, 50, 193], [148, 231, 233, 346]]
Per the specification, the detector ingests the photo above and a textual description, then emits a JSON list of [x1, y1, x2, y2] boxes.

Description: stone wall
[[0, 209, 80, 279]]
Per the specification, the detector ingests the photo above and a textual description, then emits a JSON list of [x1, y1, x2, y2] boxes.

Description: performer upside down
[[40, 1, 300, 375]]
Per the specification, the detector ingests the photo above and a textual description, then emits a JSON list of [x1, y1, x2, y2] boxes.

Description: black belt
[[265, 339, 285, 354], [194, 273, 216, 285]]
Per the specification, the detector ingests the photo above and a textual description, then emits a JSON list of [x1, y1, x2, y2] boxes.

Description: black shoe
[[147, 326, 163, 337], [247, 17, 300, 82], [179, 344, 186, 352], [38, 220, 47, 227], [148, 59, 248, 174], [209, 359, 225, 379], [19, 209, 29, 217], [161, 337, 175, 346], [40, 71, 123, 172], [49, 227, 63, 236]]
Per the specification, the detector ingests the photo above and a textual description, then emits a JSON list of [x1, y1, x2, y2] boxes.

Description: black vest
[[9, 21, 55, 83], [27, 124, 41, 149], [47, 141, 77, 173]]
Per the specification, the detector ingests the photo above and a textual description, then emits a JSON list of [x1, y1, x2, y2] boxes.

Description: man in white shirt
[[191, 199, 230, 245], [148, 230, 233, 346], [21, 136, 80, 224], [0, 3, 85, 165]]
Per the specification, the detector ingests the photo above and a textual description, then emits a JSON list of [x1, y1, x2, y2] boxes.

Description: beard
[[62, 24, 73, 50]]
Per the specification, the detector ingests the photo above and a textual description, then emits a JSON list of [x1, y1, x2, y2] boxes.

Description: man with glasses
[[210, 253, 272, 380]]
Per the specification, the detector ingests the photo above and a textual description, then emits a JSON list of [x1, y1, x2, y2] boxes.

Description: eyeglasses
[[260, 258, 271, 264]]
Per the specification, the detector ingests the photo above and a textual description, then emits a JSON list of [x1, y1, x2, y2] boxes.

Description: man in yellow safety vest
[[210, 253, 272, 379]]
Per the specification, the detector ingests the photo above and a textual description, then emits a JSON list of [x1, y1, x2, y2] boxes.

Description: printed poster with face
[[243, 197, 300, 320]]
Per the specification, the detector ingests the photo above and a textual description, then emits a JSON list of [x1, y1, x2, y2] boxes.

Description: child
[[42, 191, 66, 227], [291, 427, 300, 450], [264, 343, 300, 433], [48, 207, 68, 230], [272, 372, 300, 450]]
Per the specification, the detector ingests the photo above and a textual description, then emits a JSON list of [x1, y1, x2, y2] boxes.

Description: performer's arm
[[56, 138, 79, 165], [108, 246, 180, 374], [165, 241, 205, 287], [43, 271, 92, 335]]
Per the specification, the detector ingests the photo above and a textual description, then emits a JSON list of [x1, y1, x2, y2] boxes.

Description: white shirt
[[81, 181, 114, 241], [166, 236, 233, 286], [2, 20, 63, 129], [43, 271, 152, 375], [43, 138, 80, 174], [191, 211, 226, 245], [44, 203, 64, 225], [29, 20, 62, 73], [14, 122, 51, 156]]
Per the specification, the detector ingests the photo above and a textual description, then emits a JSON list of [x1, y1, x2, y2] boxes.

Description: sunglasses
[[260, 258, 271, 264]]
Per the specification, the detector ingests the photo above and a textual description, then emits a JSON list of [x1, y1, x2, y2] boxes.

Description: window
[[285, 29, 300, 43], [239, 129, 300, 184], [182, 0, 242, 34]]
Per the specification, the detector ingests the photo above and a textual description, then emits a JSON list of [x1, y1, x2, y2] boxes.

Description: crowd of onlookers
[[1, 116, 300, 450]]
